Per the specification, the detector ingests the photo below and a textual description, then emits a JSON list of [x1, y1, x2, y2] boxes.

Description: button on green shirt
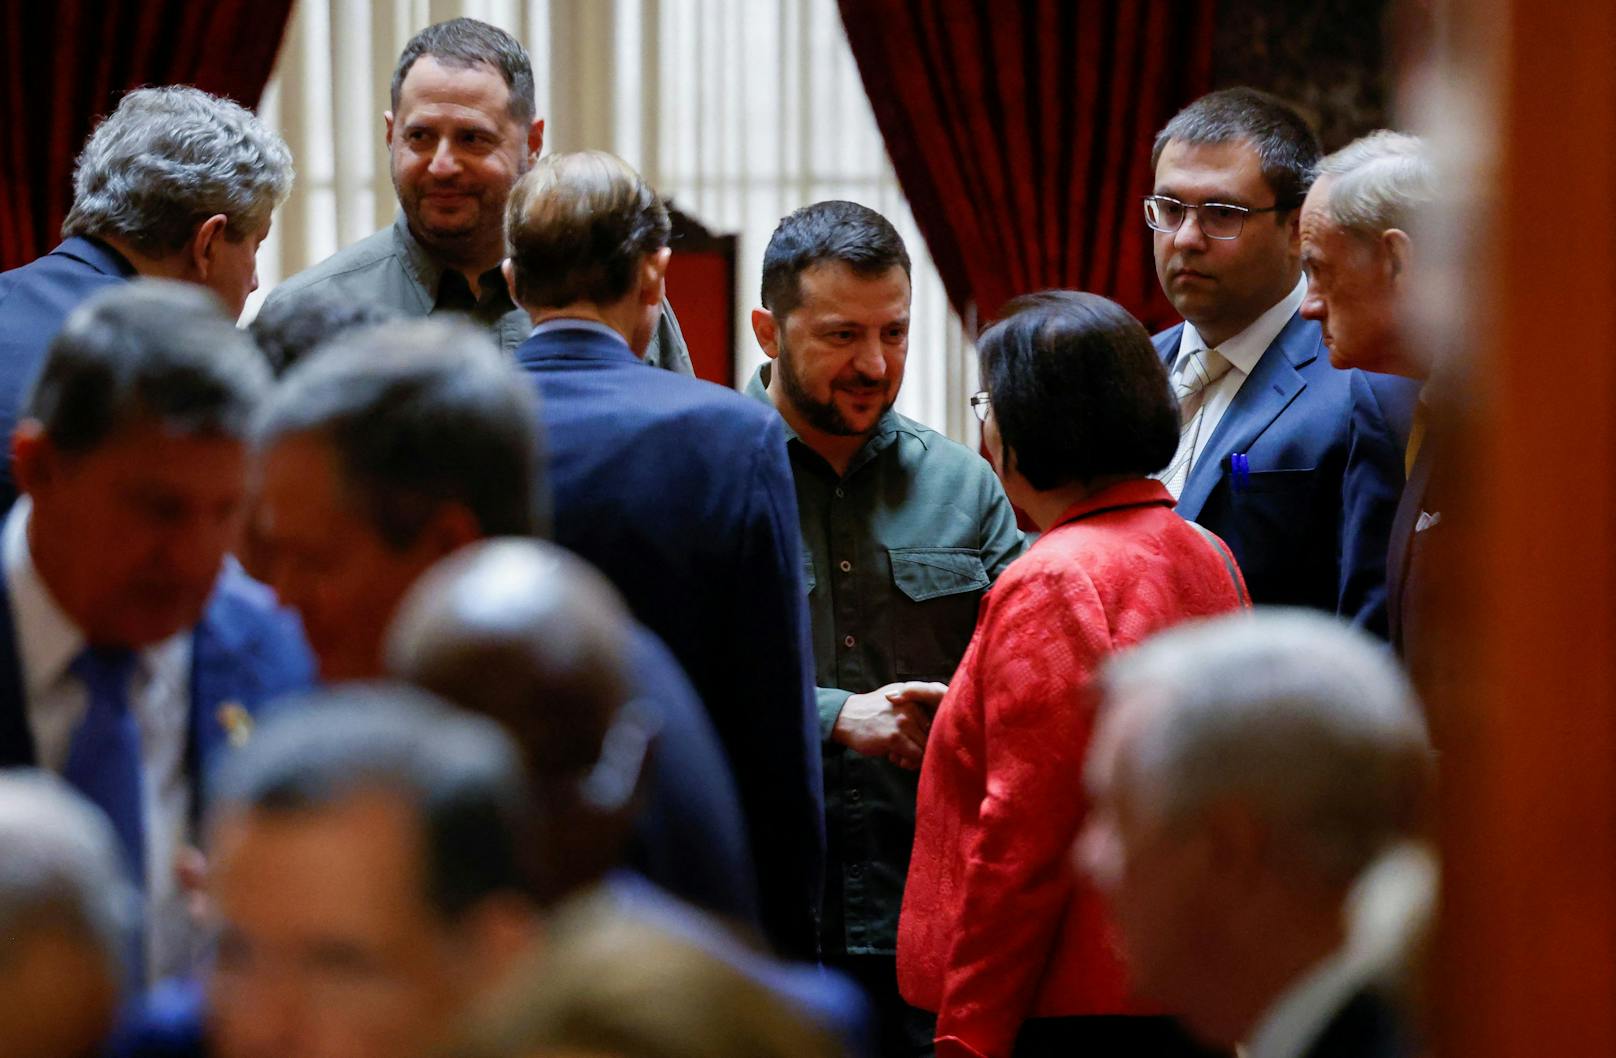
[[747, 365, 1024, 955]]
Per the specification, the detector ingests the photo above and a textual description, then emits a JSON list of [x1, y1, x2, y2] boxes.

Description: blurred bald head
[[386, 539, 649, 900]]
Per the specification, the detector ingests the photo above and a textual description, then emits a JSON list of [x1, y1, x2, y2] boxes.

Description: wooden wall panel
[[1417, 1, 1616, 1054]]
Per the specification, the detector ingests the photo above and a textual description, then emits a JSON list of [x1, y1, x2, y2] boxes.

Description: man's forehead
[[795, 260, 912, 313], [1154, 137, 1271, 199], [396, 55, 516, 117]]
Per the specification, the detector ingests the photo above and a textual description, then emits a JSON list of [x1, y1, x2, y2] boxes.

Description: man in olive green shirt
[[749, 201, 1023, 1056], [261, 18, 690, 373]]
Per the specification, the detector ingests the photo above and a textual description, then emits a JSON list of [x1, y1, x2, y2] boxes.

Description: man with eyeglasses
[[747, 200, 1022, 1057], [1145, 88, 1416, 635]]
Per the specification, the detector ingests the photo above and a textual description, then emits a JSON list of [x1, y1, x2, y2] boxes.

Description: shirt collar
[[1245, 843, 1436, 1058], [389, 212, 511, 311], [4, 498, 83, 697], [1179, 274, 1308, 376], [530, 318, 632, 347], [1044, 478, 1176, 534]]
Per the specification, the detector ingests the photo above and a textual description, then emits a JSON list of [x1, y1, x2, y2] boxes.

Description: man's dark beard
[[776, 335, 892, 438]]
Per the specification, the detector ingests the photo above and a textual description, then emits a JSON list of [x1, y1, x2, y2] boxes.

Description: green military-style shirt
[[747, 364, 1024, 955]]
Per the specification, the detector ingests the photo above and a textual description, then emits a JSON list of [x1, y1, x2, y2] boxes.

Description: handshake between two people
[[831, 681, 950, 770]]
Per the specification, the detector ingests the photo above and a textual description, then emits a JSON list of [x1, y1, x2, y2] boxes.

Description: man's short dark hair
[[209, 684, 541, 917], [248, 293, 402, 377], [760, 200, 911, 318], [978, 290, 1179, 491], [1151, 87, 1322, 211], [391, 18, 536, 126], [26, 279, 270, 456], [254, 319, 547, 548], [504, 151, 670, 311]]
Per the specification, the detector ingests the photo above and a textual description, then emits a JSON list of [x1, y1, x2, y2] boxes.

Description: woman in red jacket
[[897, 291, 1247, 1058]]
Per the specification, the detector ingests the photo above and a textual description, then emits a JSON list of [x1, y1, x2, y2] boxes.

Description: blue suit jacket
[[0, 560, 316, 814], [624, 623, 761, 933], [0, 238, 138, 511], [517, 323, 824, 960], [1154, 313, 1418, 635]]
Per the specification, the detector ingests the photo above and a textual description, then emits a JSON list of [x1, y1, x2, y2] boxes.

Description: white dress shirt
[[5, 498, 195, 981], [1170, 274, 1309, 475]]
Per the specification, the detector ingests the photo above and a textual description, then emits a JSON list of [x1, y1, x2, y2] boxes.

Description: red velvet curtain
[[838, 0, 1216, 332], [0, 0, 295, 271]]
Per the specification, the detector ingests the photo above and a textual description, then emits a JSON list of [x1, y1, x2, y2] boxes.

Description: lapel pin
[[217, 702, 253, 749]]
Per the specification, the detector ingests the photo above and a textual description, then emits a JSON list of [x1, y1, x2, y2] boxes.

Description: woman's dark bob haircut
[[978, 290, 1180, 491]]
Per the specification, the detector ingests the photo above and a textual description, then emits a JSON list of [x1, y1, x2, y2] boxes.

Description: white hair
[[61, 85, 294, 257], [1101, 609, 1431, 885], [0, 770, 137, 977], [1316, 130, 1434, 238]]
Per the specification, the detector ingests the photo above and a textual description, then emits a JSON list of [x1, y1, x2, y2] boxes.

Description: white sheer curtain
[[254, 0, 977, 443]]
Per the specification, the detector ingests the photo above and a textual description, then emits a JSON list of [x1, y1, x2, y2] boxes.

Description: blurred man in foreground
[[0, 770, 136, 1058], [1081, 609, 1433, 1058]]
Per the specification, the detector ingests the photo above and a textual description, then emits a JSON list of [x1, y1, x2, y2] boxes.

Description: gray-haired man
[[1298, 132, 1440, 658], [0, 84, 292, 510], [1080, 609, 1433, 1058], [0, 769, 137, 1058]]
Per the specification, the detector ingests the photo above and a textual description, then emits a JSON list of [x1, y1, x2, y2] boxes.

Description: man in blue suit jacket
[[0, 85, 292, 512], [503, 150, 824, 960], [250, 322, 761, 934], [0, 281, 313, 983], [1145, 88, 1416, 634]]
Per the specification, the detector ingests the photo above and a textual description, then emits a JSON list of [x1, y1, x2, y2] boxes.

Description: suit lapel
[[1175, 311, 1315, 520], [0, 560, 37, 766]]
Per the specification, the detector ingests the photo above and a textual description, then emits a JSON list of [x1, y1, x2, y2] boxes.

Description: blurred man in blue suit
[[1146, 88, 1415, 635], [0, 281, 313, 983], [504, 150, 824, 960], [0, 86, 293, 511]]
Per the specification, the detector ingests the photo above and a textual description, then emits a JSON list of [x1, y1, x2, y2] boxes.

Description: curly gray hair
[[61, 85, 293, 257]]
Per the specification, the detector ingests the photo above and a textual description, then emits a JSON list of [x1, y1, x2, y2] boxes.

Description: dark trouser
[[1011, 1015, 1230, 1058], [823, 952, 937, 1058]]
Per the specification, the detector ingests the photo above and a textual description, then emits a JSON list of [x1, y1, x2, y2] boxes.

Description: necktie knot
[[71, 646, 137, 702], [1171, 346, 1232, 404]]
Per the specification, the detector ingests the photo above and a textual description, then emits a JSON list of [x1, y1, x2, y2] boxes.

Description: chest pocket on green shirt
[[888, 547, 989, 682]]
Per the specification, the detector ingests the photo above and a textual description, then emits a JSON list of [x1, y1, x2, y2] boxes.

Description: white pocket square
[[1415, 510, 1442, 533]]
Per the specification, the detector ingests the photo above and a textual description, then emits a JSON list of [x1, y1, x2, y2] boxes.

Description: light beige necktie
[[1160, 345, 1232, 499]]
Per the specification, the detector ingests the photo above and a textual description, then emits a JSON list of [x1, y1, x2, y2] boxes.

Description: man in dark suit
[[0, 281, 314, 983], [0, 85, 292, 511], [1146, 88, 1416, 635], [503, 150, 824, 960], [248, 319, 757, 929], [1081, 610, 1433, 1058], [1298, 131, 1439, 661]]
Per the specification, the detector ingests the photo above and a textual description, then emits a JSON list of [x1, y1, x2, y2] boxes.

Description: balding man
[[386, 538, 756, 919], [0, 86, 292, 509], [0, 770, 136, 1058], [505, 150, 822, 959], [1080, 610, 1433, 1058], [1299, 132, 1439, 658]]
